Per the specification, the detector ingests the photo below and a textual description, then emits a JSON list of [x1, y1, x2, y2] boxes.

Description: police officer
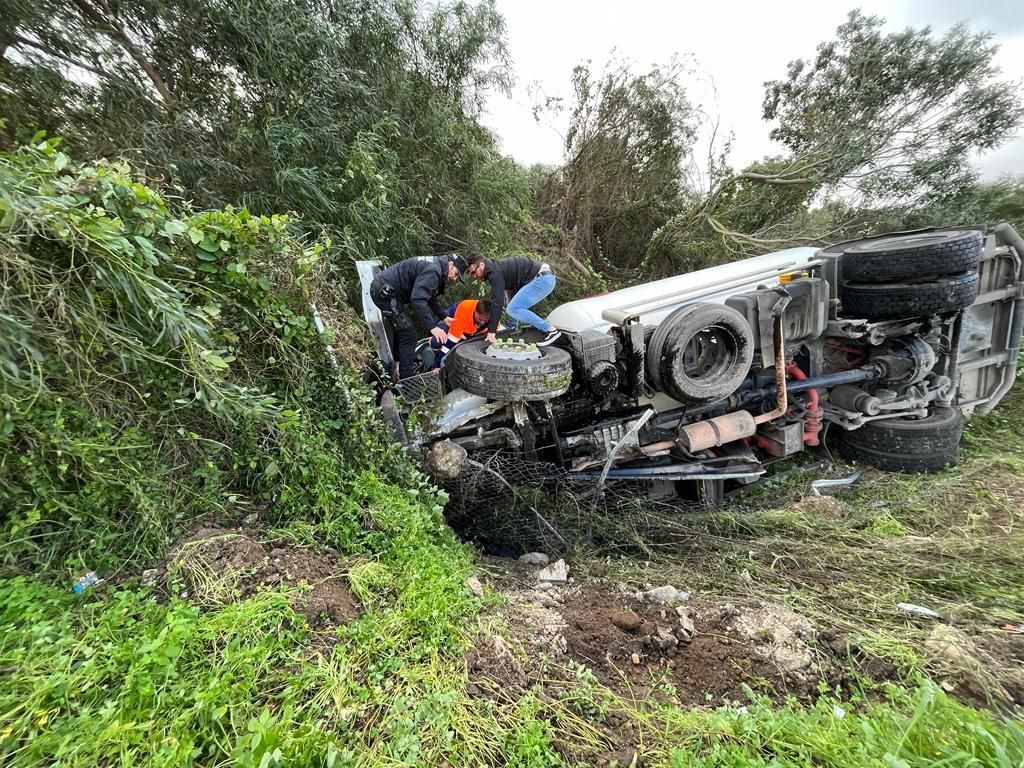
[[370, 252, 468, 379]]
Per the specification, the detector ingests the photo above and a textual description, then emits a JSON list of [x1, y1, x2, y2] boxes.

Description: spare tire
[[837, 406, 962, 473], [449, 341, 572, 401], [646, 303, 754, 403], [839, 271, 979, 321], [841, 230, 982, 283]]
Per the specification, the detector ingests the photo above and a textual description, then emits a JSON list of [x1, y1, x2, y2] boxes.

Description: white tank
[[548, 247, 822, 333]]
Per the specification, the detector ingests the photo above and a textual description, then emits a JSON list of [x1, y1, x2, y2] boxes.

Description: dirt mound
[[476, 557, 833, 707], [558, 585, 827, 704], [162, 526, 358, 629]]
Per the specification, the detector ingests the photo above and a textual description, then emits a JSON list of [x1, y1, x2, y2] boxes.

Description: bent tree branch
[[69, 0, 176, 111]]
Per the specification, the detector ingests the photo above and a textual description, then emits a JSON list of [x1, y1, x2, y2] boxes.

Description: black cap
[[449, 253, 468, 276]]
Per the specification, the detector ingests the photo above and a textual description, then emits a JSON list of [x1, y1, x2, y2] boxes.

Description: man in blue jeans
[[465, 253, 560, 346]]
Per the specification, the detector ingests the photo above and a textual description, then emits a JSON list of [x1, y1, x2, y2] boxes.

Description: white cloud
[[482, 0, 1024, 179]]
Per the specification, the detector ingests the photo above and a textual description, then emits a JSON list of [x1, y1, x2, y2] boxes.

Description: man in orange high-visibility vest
[[429, 299, 496, 367]]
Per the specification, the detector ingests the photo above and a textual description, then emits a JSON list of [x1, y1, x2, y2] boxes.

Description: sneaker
[[537, 329, 561, 346]]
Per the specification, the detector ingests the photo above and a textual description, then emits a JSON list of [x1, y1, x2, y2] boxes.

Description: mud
[[160, 526, 358, 629]]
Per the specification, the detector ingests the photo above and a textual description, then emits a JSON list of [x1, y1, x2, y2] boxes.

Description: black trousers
[[370, 280, 418, 379]]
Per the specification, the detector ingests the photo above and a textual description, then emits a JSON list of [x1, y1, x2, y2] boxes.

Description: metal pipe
[[754, 297, 790, 425], [677, 294, 790, 451]]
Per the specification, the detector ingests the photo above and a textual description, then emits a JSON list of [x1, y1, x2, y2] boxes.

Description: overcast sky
[[482, 0, 1024, 180]]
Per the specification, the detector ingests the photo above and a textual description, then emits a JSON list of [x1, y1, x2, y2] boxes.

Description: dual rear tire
[[838, 229, 982, 321]]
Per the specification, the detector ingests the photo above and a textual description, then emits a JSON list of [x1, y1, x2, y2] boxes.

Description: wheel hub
[[485, 338, 542, 361]]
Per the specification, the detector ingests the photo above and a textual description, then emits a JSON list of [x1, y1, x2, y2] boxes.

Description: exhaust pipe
[[678, 294, 790, 453]]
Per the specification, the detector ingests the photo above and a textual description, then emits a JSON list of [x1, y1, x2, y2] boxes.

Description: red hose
[[786, 361, 822, 446]]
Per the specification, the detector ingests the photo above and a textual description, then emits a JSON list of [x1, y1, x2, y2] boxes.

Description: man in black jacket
[[370, 253, 467, 379], [465, 253, 560, 346]]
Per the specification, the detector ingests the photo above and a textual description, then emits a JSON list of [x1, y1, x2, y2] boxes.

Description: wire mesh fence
[[442, 451, 712, 556]]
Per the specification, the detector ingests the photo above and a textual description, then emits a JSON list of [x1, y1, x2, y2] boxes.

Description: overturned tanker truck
[[359, 225, 1024, 505]]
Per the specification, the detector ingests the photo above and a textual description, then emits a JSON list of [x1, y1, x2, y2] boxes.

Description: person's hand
[[430, 327, 448, 344], [486, 332, 497, 343]]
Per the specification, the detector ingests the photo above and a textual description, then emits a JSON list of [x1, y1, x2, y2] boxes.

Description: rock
[[730, 603, 816, 676], [539, 594, 559, 608], [519, 552, 550, 566], [610, 609, 643, 634], [425, 440, 467, 480], [654, 625, 678, 650], [140, 568, 160, 587], [925, 625, 979, 669], [242, 513, 260, 527], [630, 653, 642, 665], [676, 607, 696, 638], [466, 576, 484, 598], [644, 585, 689, 604], [536, 581, 554, 591], [537, 559, 569, 584]]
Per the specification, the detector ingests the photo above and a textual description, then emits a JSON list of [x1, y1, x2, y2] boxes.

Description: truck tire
[[837, 406, 962, 473], [838, 271, 979, 321], [647, 303, 754, 403], [841, 230, 982, 283], [449, 341, 572, 401]]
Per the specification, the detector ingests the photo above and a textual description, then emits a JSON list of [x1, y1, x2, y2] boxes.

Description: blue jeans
[[507, 273, 556, 332]]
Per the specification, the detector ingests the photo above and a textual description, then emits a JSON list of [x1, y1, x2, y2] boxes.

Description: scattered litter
[[644, 585, 689, 604], [537, 559, 569, 585], [72, 571, 101, 595], [810, 470, 861, 496], [833, 705, 846, 719], [466, 576, 484, 597], [898, 602, 941, 619], [519, 552, 550, 566]]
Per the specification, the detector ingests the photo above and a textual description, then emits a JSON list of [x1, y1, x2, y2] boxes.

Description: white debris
[[140, 568, 160, 587], [537, 559, 569, 584], [898, 603, 941, 619], [466, 576, 484, 597], [644, 585, 689, 604], [519, 552, 550, 566]]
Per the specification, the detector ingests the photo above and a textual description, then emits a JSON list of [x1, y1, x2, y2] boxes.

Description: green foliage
[[763, 10, 1023, 204], [0, 137, 422, 573], [0, 0, 531, 259], [662, 684, 1024, 767]]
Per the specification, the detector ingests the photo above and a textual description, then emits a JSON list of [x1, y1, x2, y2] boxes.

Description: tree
[[535, 57, 697, 277], [641, 11, 1024, 278], [0, 0, 530, 261], [761, 10, 1023, 205]]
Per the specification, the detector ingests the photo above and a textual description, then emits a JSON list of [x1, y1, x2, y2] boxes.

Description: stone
[[630, 653, 642, 665], [536, 581, 555, 591], [425, 440, 467, 480], [519, 552, 550, 566], [466, 576, 484, 598], [610, 609, 643, 634], [537, 559, 569, 584], [676, 607, 696, 638], [644, 585, 689, 604], [140, 568, 160, 587]]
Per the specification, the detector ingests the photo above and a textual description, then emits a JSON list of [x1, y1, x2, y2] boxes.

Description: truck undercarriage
[[361, 225, 1024, 507]]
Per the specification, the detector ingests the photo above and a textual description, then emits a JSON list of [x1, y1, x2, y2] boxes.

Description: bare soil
[[468, 559, 840, 708], [159, 526, 358, 629]]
